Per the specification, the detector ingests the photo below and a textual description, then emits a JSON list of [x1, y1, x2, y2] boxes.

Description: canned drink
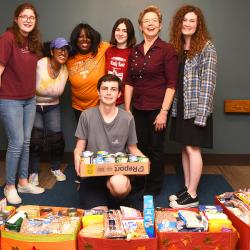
[[103, 155, 116, 163], [128, 154, 138, 162], [97, 150, 109, 157]]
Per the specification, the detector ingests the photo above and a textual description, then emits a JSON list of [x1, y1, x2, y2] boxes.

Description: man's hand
[[153, 111, 167, 131]]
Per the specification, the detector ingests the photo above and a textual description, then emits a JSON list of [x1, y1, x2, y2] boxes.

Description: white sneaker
[[4, 187, 22, 204], [29, 173, 39, 186], [18, 183, 45, 194], [51, 169, 66, 181]]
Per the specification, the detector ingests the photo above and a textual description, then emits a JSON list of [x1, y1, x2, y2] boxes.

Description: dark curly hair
[[110, 18, 136, 48], [169, 5, 211, 59], [70, 23, 101, 57], [8, 2, 42, 57]]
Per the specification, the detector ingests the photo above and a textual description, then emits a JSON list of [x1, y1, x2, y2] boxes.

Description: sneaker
[[4, 187, 22, 204], [29, 173, 39, 186], [51, 169, 66, 181], [169, 186, 188, 201], [169, 192, 199, 208], [18, 183, 45, 194]]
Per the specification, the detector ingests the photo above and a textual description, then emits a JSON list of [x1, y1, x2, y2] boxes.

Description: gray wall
[[0, 0, 250, 154]]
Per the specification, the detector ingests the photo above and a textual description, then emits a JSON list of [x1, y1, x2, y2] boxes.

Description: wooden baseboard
[[0, 150, 249, 166]]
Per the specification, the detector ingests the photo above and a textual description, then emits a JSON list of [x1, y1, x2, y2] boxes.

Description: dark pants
[[133, 108, 166, 195]]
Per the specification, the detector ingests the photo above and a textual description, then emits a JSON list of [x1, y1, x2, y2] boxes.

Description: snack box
[[1, 206, 83, 250], [80, 161, 150, 177], [215, 196, 250, 250], [157, 208, 238, 250]]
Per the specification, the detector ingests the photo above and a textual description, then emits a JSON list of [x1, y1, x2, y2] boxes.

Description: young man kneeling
[[74, 74, 144, 210]]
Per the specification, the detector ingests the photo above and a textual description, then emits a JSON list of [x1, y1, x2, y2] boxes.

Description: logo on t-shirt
[[112, 139, 120, 145]]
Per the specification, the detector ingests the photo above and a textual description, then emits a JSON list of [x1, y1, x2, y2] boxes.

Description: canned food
[[116, 156, 128, 163], [114, 152, 126, 157], [82, 151, 94, 157], [97, 150, 109, 157], [128, 154, 138, 162], [103, 155, 116, 163], [137, 156, 149, 162], [93, 156, 104, 164], [81, 156, 92, 164]]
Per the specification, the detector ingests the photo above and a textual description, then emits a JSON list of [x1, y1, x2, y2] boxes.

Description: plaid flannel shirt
[[171, 41, 217, 127]]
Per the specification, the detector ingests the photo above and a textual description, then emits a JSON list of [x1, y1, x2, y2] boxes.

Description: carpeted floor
[[0, 164, 233, 210]]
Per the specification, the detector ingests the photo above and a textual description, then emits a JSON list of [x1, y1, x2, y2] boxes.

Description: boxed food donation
[[80, 151, 150, 177]]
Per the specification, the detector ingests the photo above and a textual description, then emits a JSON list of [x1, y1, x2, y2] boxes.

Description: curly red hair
[[169, 5, 211, 59]]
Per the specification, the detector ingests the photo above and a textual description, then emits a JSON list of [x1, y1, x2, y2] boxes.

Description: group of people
[[0, 3, 216, 210]]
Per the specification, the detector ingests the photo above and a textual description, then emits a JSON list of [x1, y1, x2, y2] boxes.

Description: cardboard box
[[215, 196, 250, 250], [80, 162, 150, 177], [156, 208, 238, 250], [78, 236, 157, 250], [1, 206, 82, 250]]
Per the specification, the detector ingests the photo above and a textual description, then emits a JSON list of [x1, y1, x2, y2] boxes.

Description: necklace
[[48, 59, 61, 79]]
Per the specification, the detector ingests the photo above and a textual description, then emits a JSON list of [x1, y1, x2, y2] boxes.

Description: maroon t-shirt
[[0, 30, 38, 99], [126, 37, 178, 110], [105, 46, 132, 105]]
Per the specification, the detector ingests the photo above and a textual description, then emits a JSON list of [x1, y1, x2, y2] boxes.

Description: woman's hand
[[153, 110, 168, 131]]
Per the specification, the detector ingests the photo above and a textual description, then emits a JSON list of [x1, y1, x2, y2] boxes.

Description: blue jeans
[[29, 104, 63, 173], [0, 97, 36, 185]]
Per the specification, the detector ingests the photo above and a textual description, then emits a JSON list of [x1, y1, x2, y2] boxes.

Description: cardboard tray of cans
[[80, 161, 150, 177], [215, 196, 250, 250], [156, 208, 238, 250]]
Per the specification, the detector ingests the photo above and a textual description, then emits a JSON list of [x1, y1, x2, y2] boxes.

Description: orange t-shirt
[[67, 41, 110, 111]]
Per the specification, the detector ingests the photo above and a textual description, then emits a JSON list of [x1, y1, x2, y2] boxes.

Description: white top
[[36, 57, 68, 105]]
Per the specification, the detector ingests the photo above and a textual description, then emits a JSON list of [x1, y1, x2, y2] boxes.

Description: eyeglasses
[[142, 19, 159, 25], [18, 15, 36, 22]]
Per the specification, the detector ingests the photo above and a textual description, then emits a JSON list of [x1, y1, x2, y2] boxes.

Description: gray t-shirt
[[75, 107, 137, 153]]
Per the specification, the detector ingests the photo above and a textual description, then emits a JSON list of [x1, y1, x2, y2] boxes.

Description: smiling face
[[140, 11, 162, 39], [77, 28, 91, 54], [182, 12, 198, 38], [52, 46, 69, 65], [98, 81, 121, 106], [15, 8, 36, 37], [115, 22, 128, 49]]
